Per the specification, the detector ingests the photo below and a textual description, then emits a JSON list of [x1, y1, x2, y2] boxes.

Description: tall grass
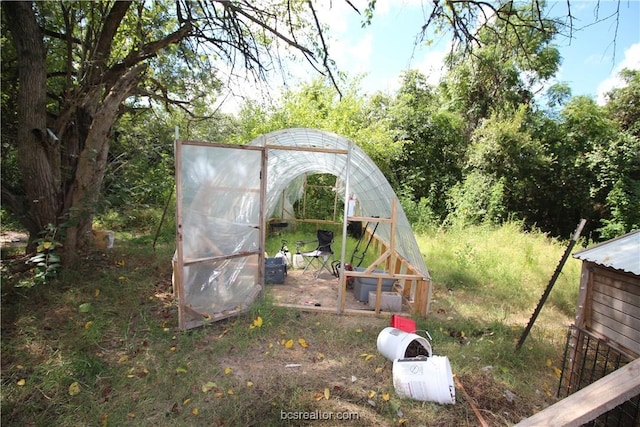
[[417, 221, 582, 320]]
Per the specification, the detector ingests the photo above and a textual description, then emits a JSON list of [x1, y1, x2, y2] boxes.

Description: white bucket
[[377, 327, 432, 361], [292, 253, 305, 269], [392, 356, 456, 404]]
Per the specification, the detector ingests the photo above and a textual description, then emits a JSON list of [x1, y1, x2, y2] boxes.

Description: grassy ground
[[1, 222, 583, 426]]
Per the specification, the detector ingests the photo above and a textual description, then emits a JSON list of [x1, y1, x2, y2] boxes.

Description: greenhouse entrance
[[173, 128, 432, 331]]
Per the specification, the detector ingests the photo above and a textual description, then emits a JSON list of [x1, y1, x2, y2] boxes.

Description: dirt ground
[[267, 267, 406, 315], [0, 230, 27, 246]]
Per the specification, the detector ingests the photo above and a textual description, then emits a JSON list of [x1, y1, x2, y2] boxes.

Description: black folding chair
[[301, 230, 334, 278]]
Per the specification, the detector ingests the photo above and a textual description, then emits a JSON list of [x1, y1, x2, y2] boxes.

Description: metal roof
[[573, 230, 640, 275]]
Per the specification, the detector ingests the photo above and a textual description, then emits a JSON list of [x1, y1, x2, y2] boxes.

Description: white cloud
[[596, 42, 640, 105], [415, 47, 448, 86]]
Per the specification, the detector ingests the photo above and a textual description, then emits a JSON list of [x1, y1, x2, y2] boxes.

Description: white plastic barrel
[[376, 327, 432, 361], [392, 356, 456, 404], [292, 253, 305, 269]]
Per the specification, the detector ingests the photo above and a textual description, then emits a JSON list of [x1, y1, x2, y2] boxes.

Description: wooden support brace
[[515, 357, 640, 427]]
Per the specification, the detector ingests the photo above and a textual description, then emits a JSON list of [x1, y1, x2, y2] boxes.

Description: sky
[[219, 0, 640, 112]]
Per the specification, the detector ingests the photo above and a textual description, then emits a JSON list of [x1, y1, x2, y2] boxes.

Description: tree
[[389, 70, 466, 220], [438, 0, 561, 135], [598, 70, 640, 238], [1, 0, 340, 264]]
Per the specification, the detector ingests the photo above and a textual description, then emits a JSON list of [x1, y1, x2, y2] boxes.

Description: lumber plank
[[515, 357, 640, 427]]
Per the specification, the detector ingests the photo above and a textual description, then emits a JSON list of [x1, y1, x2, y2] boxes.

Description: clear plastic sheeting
[[175, 128, 430, 326], [182, 256, 259, 314], [178, 144, 263, 317], [249, 128, 430, 279]]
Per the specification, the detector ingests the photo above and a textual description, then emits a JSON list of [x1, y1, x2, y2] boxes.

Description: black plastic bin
[[265, 257, 286, 285]]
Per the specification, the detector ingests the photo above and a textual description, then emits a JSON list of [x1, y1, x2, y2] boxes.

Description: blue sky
[[319, 0, 640, 104]]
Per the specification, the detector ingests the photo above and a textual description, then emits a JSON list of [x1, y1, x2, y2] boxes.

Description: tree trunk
[[63, 64, 148, 264], [3, 2, 59, 251]]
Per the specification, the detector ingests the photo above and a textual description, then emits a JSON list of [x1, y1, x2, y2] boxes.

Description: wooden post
[[174, 139, 186, 330]]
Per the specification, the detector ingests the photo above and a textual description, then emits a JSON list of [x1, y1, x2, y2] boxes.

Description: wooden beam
[[274, 303, 397, 317], [515, 357, 640, 427]]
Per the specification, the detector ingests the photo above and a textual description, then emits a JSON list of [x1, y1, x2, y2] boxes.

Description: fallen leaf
[[246, 381, 254, 387], [183, 398, 192, 405], [316, 352, 325, 360], [368, 390, 377, 399], [298, 338, 308, 348], [17, 379, 25, 386], [355, 328, 363, 333], [224, 367, 232, 375], [375, 367, 383, 374], [176, 366, 188, 373], [78, 303, 92, 313], [253, 316, 263, 327], [284, 339, 294, 349], [365, 354, 374, 361], [100, 413, 108, 427], [382, 392, 390, 401], [191, 408, 199, 415], [84, 321, 93, 329], [68, 381, 81, 396], [324, 388, 330, 400], [227, 388, 234, 395], [214, 391, 225, 398], [398, 418, 408, 425], [94, 289, 101, 297], [202, 382, 217, 393], [546, 359, 552, 367], [127, 412, 135, 419], [553, 367, 562, 378], [313, 392, 323, 401]]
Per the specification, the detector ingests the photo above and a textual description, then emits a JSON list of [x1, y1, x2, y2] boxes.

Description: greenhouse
[[173, 128, 431, 330]]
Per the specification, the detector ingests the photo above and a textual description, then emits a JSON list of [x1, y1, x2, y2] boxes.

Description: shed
[[572, 229, 640, 359], [517, 230, 640, 426], [172, 128, 431, 330]]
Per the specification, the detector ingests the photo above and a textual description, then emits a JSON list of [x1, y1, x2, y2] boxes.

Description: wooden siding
[[584, 266, 640, 358]]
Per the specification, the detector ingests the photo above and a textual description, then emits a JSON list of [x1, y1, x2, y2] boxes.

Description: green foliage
[[233, 77, 402, 178], [22, 224, 63, 287], [397, 186, 437, 233], [605, 69, 640, 136], [390, 70, 466, 220], [599, 176, 640, 240], [445, 172, 506, 227]]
